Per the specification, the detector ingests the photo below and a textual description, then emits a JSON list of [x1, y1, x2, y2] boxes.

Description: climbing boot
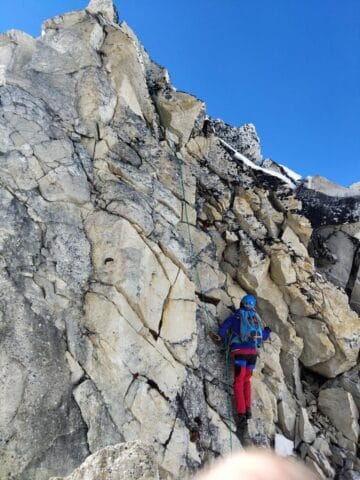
[[235, 413, 247, 439], [235, 413, 247, 427], [246, 407, 252, 420]]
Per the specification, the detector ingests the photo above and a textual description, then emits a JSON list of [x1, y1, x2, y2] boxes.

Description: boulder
[[281, 284, 316, 317], [258, 332, 283, 391], [270, 251, 297, 285], [311, 283, 360, 377], [324, 365, 360, 410], [255, 188, 285, 238], [50, 442, 160, 480], [278, 397, 297, 439], [305, 445, 336, 479], [318, 388, 359, 443], [281, 226, 309, 259], [233, 194, 267, 239], [311, 227, 357, 289], [298, 408, 316, 444], [312, 437, 332, 457], [155, 90, 204, 145], [248, 377, 277, 442], [286, 212, 312, 246], [86, 0, 118, 22], [236, 235, 270, 290], [280, 351, 305, 405], [294, 316, 335, 367]]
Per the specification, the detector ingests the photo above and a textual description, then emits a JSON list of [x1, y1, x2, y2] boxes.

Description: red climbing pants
[[232, 348, 257, 414]]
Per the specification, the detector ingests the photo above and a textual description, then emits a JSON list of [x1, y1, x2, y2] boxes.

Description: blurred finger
[[194, 449, 320, 480]]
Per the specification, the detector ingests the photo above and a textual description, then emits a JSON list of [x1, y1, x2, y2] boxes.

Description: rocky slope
[[0, 1, 359, 479]]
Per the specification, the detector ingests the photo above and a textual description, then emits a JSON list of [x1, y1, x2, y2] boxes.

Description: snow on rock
[[279, 164, 303, 182], [275, 434, 294, 457], [218, 138, 297, 189]]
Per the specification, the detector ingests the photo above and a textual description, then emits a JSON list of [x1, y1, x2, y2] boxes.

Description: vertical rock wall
[[0, 2, 359, 479]]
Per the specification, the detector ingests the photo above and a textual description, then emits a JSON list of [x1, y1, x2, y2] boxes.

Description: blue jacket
[[218, 307, 268, 350]]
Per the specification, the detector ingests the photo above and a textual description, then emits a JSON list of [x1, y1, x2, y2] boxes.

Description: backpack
[[232, 308, 263, 346]]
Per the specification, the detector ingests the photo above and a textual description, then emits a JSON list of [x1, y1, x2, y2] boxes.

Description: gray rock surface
[[310, 223, 360, 314], [0, 0, 359, 479], [296, 183, 360, 227], [209, 120, 263, 164], [87, 0, 119, 22], [318, 388, 359, 443], [324, 365, 360, 410], [305, 176, 360, 198], [50, 442, 160, 480], [298, 408, 316, 444]]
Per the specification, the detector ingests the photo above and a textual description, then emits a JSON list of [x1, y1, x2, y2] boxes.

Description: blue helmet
[[241, 294, 256, 309]]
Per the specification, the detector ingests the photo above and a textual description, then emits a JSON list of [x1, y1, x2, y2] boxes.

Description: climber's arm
[[218, 314, 236, 345]]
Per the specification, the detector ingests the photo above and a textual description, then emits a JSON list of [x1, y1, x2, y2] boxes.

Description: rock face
[[210, 120, 263, 164], [86, 0, 118, 22], [310, 224, 360, 314], [0, 1, 359, 479], [49, 442, 160, 480], [318, 388, 359, 444]]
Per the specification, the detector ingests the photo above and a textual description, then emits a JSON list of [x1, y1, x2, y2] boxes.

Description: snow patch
[[279, 164, 303, 182], [275, 434, 294, 457], [218, 138, 297, 189]]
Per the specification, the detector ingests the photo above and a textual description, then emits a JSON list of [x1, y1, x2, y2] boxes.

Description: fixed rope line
[[175, 150, 234, 451], [175, 151, 218, 340], [225, 336, 234, 451]]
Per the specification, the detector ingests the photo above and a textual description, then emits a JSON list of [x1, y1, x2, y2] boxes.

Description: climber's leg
[[233, 357, 247, 414], [243, 367, 253, 413], [243, 353, 257, 418]]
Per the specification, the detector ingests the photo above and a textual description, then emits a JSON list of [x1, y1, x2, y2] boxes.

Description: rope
[[174, 143, 273, 453], [175, 151, 220, 341], [225, 336, 234, 451], [175, 150, 234, 451]]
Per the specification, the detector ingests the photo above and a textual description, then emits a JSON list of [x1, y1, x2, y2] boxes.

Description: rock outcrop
[[0, 1, 359, 479], [49, 442, 160, 480]]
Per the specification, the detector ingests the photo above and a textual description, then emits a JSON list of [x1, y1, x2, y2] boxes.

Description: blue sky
[[1, 0, 359, 187]]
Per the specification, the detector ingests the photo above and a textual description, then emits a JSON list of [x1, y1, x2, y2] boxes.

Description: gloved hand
[[262, 326, 271, 341]]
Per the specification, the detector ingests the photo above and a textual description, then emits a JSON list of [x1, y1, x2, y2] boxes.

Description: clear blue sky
[[1, 0, 359, 187]]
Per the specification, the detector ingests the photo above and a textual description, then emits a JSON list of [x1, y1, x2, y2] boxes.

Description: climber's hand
[[208, 331, 222, 344]]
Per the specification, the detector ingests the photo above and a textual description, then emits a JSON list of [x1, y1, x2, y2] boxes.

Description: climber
[[218, 294, 271, 435]]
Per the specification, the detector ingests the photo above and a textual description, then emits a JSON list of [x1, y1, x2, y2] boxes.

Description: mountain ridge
[[0, 1, 359, 478]]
